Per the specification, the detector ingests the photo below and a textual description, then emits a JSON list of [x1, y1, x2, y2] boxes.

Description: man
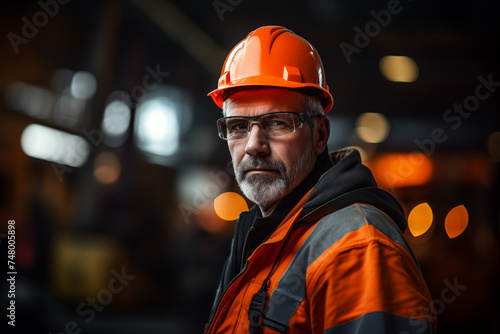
[[205, 26, 436, 334]]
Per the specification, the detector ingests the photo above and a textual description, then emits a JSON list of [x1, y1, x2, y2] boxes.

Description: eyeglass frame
[[216, 111, 320, 141]]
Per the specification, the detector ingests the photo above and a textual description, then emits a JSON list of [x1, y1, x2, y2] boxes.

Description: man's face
[[223, 87, 323, 216]]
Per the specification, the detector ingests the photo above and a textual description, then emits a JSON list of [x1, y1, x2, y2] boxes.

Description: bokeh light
[[5, 81, 54, 118], [408, 202, 434, 237], [70, 71, 97, 100], [355, 112, 390, 144], [20, 123, 90, 167], [197, 202, 229, 233], [101, 99, 131, 147], [134, 97, 180, 157], [102, 100, 131, 137], [444, 205, 469, 239], [371, 152, 433, 189], [94, 151, 121, 184], [379, 55, 419, 82], [214, 192, 248, 221]]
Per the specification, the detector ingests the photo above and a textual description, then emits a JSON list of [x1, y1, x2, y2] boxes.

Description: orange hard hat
[[208, 26, 334, 113]]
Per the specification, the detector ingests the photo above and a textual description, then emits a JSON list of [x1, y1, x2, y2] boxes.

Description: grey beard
[[234, 142, 316, 210]]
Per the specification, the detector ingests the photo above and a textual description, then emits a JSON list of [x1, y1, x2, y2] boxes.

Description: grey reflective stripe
[[264, 204, 415, 330], [358, 205, 416, 262], [325, 311, 433, 334]]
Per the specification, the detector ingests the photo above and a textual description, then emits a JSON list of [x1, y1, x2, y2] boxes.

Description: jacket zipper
[[240, 226, 255, 270]]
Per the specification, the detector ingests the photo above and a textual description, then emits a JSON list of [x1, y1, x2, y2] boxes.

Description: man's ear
[[314, 115, 330, 155]]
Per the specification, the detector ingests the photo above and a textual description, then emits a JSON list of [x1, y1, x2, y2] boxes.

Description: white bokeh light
[[134, 98, 179, 156], [70, 71, 97, 100], [21, 124, 90, 167]]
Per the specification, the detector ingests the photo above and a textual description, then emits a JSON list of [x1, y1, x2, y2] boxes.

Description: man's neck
[[259, 200, 281, 217]]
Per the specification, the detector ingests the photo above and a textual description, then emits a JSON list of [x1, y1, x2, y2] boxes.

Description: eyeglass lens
[[220, 113, 299, 140]]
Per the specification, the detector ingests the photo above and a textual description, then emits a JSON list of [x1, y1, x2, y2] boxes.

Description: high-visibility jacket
[[205, 149, 436, 333]]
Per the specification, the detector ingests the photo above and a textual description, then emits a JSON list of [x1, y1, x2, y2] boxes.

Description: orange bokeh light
[[371, 153, 433, 189], [197, 203, 228, 233], [408, 202, 434, 237], [214, 192, 249, 221], [445, 205, 469, 239], [94, 151, 121, 184]]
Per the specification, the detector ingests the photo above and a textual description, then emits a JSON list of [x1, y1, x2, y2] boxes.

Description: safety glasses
[[217, 112, 317, 141]]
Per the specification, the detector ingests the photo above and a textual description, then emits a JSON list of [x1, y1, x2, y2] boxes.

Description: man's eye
[[265, 118, 289, 128], [270, 120, 287, 126], [228, 121, 248, 131]]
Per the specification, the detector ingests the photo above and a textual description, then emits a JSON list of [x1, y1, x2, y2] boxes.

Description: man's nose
[[245, 123, 270, 156]]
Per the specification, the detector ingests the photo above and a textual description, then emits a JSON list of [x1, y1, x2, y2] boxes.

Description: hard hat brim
[[208, 79, 334, 113]]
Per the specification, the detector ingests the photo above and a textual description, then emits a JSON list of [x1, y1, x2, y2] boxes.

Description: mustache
[[236, 156, 286, 178]]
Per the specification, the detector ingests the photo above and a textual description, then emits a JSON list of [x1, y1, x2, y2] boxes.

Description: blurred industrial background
[[0, 0, 499, 333]]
